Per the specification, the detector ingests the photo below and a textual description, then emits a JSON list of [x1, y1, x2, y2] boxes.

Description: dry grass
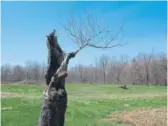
[[103, 108, 167, 126], [1, 107, 13, 111], [1, 92, 19, 98], [69, 93, 166, 101]]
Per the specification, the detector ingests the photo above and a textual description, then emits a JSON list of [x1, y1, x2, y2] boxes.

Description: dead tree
[[38, 14, 123, 126], [143, 52, 153, 85], [38, 30, 67, 126]]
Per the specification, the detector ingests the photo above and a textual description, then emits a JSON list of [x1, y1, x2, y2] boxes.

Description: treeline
[[1, 52, 167, 86]]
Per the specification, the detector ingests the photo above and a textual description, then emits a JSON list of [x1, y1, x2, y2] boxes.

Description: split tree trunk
[[38, 86, 67, 126], [38, 30, 68, 126]]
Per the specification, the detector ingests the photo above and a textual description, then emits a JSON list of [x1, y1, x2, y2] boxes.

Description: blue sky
[[1, 1, 167, 66]]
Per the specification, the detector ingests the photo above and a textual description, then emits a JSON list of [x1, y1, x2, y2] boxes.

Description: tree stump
[[38, 30, 68, 126]]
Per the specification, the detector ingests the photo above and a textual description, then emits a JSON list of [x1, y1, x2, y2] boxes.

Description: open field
[[1, 84, 167, 126]]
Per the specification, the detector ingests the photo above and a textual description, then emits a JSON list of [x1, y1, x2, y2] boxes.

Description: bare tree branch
[[62, 14, 124, 54]]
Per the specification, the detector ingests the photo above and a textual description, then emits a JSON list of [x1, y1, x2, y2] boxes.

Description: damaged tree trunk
[[38, 15, 122, 126], [38, 30, 75, 126]]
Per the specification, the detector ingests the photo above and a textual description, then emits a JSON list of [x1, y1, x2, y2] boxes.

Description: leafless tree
[[143, 52, 153, 85], [39, 62, 47, 82], [12, 65, 25, 82], [106, 57, 116, 83], [38, 13, 123, 126], [119, 55, 129, 84], [61, 14, 123, 84], [77, 64, 84, 82], [130, 58, 138, 84], [1, 64, 12, 82], [88, 64, 95, 84], [94, 58, 100, 83], [159, 53, 167, 85], [130, 57, 144, 85], [33, 62, 41, 82], [62, 14, 123, 51], [99, 55, 109, 84], [151, 57, 160, 85], [1, 52, 167, 86]]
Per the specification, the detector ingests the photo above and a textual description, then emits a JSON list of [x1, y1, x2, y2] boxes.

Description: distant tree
[[159, 53, 167, 86], [1, 64, 12, 82], [99, 55, 109, 84], [143, 53, 153, 85], [12, 65, 25, 82], [130, 57, 144, 85]]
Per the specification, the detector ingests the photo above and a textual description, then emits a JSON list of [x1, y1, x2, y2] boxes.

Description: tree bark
[[38, 30, 68, 126], [38, 87, 67, 126], [103, 71, 106, 84]]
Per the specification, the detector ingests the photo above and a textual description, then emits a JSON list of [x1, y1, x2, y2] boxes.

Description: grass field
[[1, 84, 167, 126]]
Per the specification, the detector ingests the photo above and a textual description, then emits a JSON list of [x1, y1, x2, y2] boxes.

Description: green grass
[[1, 84, 167, 126]]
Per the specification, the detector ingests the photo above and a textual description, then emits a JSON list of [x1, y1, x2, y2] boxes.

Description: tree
[[106, 57, 116, 84], [1, 64, 12, 83], [159, 53, 167, 86], [143, 52, 153, 85], [130, 57, 144, 85], [99, 55, 109, 84], [38, 13, 123, 126], [77, 64, 85, 82], [93, 58, 100, 83], [38, 30, 68, 126], [130, 58, 138, 85], [118, 55, 128, 84], [12, 65, 25, 82]]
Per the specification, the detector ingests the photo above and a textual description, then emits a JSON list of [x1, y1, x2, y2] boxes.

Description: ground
[[1, 84, 167, 126]]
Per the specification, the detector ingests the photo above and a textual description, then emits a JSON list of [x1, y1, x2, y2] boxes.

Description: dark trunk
[[146, 73, 149, 85], [38, 30, 67, 126], [164, 79, 167, 86], [38, 87, 67, 126], [103, 71, 106, 84], [146, 66, 149, 85]]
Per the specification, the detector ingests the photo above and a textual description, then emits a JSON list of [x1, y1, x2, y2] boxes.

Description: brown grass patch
[[103, 108, 167, 126], [123, 104, 130, 107], [1, 107, 13, 110], [1, 92, 19, 98]]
